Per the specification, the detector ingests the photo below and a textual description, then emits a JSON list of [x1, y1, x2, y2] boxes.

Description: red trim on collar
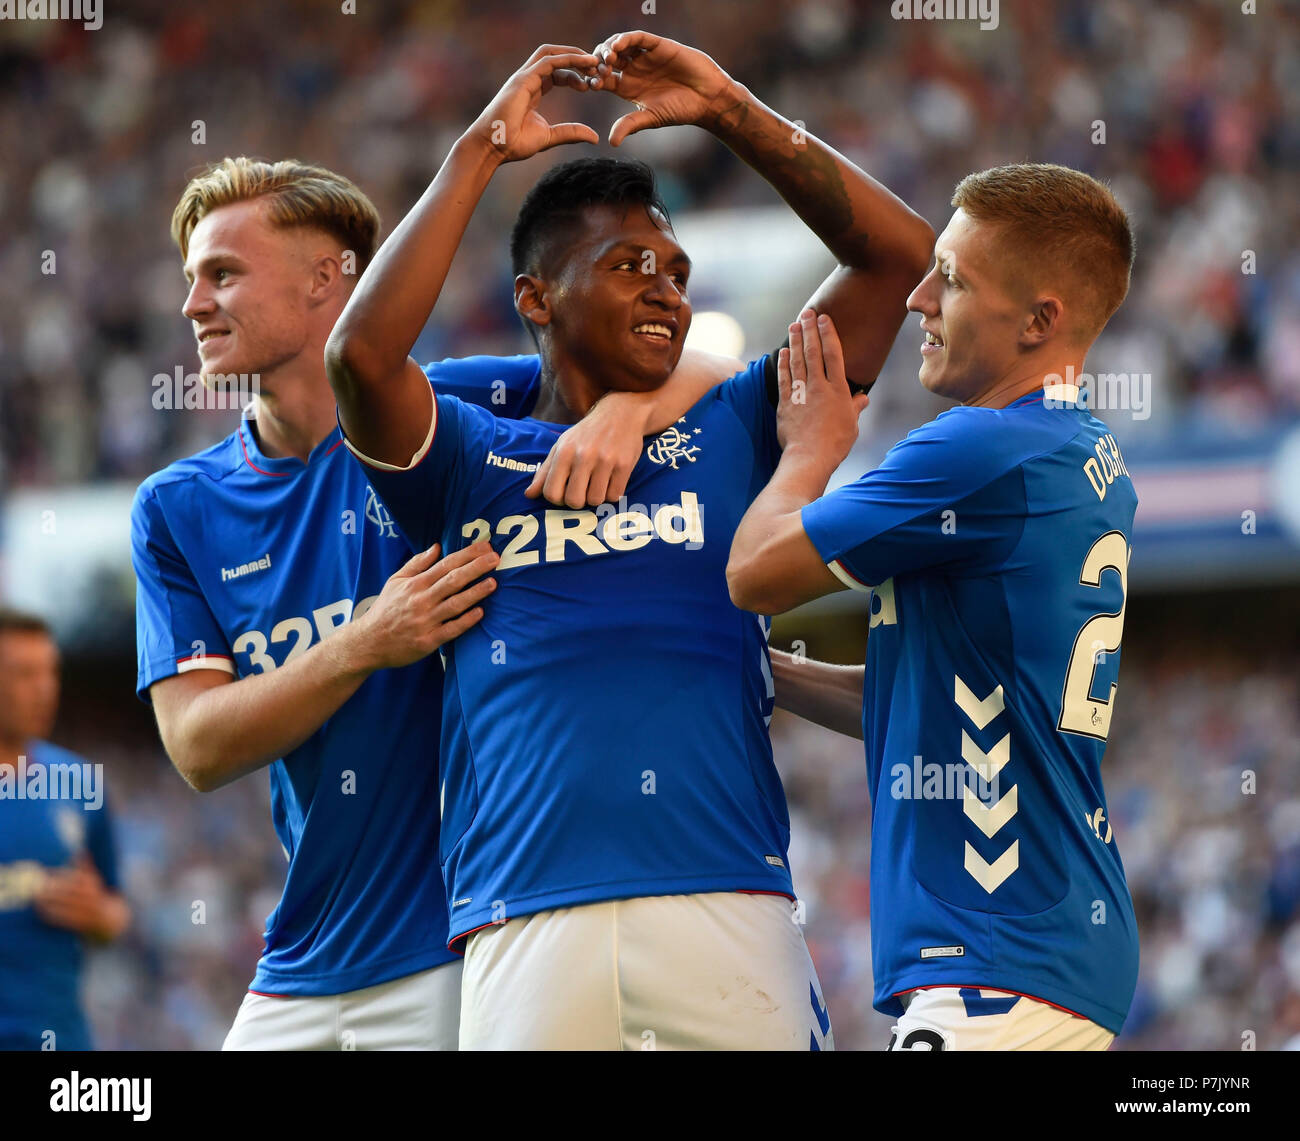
[[239, 423, 291, 478]]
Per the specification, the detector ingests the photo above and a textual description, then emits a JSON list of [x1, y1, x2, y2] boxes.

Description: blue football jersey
[[0, 742, 119, 1050], [131, 356, 540, 996], [347, 355, 794, 944], [801, 387, 1140, 1033]]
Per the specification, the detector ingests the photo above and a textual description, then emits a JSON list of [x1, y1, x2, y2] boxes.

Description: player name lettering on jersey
[[1083, 433, 1131, 500], [221, 553, 272, 582], [460, 491, 705, 570]]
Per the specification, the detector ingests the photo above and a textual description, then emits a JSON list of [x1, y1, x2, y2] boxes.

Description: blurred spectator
[[0, 608, 131, 1050]]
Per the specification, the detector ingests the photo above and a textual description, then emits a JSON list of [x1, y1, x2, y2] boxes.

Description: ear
[[514, 273, 552, 333], [1020, 295, 1064, 348], [307, 252, 347, 307]]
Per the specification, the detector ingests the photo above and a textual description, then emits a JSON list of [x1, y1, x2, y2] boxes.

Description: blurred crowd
[[2, 0, 1300, 489], [60, 632, 1300, 1051]]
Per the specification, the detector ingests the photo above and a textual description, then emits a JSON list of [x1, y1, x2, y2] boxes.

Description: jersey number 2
[[1058, 530, 1130, 742]]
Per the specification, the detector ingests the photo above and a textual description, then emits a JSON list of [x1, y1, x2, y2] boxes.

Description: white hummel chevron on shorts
[[459, 891, 833, 1050], [886, 986, 1114, 1050], [221, 960, 462, 1050]]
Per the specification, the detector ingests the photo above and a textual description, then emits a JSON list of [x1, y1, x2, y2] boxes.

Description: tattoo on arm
[[710, 98, 871, 264]]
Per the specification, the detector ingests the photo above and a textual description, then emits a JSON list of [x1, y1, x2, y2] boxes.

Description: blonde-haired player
[[731, 163, 1141, 1050]]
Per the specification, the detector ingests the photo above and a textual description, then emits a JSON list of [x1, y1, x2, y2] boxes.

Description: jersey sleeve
[[421, 353, 540, 419], [800, 412, 1027, 591], [713, 354, 781, 481], [755, 336, 871, 408], [340, 392, 494, 553], [131, 485, 235, 701]]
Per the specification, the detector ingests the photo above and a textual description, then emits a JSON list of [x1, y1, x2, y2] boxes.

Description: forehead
[[575, 203, 687, 261], [0, 629, 57, 664], [935, 209, 990, 267], [184, 199, 286, 272]]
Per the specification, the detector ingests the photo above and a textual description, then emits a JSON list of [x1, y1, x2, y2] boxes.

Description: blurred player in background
[[132, 157, 729, 1050], [327, 32, 931, 1049], [729, 164, 1140, 1050], [0, 609, 130, 1050]]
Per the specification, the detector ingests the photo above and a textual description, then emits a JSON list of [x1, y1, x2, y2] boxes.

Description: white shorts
[[221, 960, 462, 1050], [460, 891, 833, 1050], [886, 986, 1114, 1051]]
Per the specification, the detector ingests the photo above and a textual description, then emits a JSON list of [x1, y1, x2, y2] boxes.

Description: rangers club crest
[[365, 485, 399, 539], [646, 420, 702, 469]]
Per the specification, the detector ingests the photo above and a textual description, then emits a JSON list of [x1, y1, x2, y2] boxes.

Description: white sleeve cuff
[[176, 654, 236, 675], [827, 559, 873, 593], [341, 381, 437, 472]]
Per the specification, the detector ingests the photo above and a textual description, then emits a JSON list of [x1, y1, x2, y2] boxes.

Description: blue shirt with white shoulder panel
[[801, 388, 1140, 1033], [349, 355, 794, 944], [131, 356, 540, 996]]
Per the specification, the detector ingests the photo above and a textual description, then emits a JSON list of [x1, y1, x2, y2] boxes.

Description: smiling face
[[531, 202, 692, 395], [906, 208, 1041, 404], [181, 199, 324, 386]]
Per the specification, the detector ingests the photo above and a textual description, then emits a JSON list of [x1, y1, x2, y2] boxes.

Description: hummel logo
[[221, 553, 271, 582], [485, 451, 541, 474]]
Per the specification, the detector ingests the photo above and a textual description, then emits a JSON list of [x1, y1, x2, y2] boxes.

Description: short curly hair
[[509, 156, 671, 280]]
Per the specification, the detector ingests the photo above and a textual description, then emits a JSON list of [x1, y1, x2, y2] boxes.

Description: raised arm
[[591, 30, 934, 384], [325, 46, 600, 466]]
